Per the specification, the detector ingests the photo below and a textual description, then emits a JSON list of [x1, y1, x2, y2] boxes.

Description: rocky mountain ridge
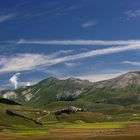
[[1, 71, 140, 107]]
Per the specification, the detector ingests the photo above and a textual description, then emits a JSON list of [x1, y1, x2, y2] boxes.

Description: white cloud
[[81, 20, 97, 28], [52, 44, 140, 62], [26, 82, 31, 86], [64, 62, 79, 67], [16, 39, 140, 46], [61, 69, 128, 82], [9, 73, 20, 89], [125, 9, 140, 20], [75, 72, 125, 82], [0, 50, 74, 73], [0, 44, 140, 74], [0, 13, 16, 23], [44, 49, 74, 59], [0, 54, 47, 73], [122, 61, 140, 66], [58, 50, 74, 54]]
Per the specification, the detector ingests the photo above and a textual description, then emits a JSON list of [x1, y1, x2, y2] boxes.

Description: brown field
[[1, 123, 140, 140]]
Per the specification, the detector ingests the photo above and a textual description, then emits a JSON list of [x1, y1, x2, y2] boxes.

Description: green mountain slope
[[1, 71, 140, 125], [81, 72, 140, 105], [0, 98, 43, 130], [6, 77, 92, 107], [1, 71, 140, 108]]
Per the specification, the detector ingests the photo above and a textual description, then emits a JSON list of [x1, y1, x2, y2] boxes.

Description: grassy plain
[[1, 121, 140, 140], [1, 102, 140, 140]]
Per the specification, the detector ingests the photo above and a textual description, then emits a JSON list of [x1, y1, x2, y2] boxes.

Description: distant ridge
[[1, 71, 140, 107]]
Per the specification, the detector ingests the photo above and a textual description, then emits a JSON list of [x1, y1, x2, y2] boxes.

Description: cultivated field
[[1, 122, 140, 140]]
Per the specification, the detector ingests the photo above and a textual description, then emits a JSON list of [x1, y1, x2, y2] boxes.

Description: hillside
[[92, 71, 140, 89], [82, 72, 140, 105], [0, 98, 114, 130], [1, 77, 92, 107], [1, 72, 140, 130], [0, 98, 43, 130], [1, 71, 140, 109]]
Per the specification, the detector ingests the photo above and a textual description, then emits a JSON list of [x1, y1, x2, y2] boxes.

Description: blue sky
[[0, 0, 140, 89]]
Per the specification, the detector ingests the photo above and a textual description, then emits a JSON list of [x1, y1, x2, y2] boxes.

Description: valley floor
[[1, 134, 140, 140], [1, 122, 140, 140]]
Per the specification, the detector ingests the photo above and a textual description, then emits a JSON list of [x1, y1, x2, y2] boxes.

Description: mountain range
[[1, 71, 140, 128], [1, 71, 140, 109]]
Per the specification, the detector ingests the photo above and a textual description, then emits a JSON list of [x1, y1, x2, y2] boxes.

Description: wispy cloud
[[0, 50, 73, 73], [17, 2, 82, 20], [0, 54, 46, 73], [67, 5, 81, 11], [81, 20, 97, 28], [53, 44, 140, 62], [15, 39, 140, 46], [125, 9, 140, 20], [122, 61, 140, 66], [0, 13, 17, 23], [0, 44, 140, 73], [61, 69, 128, 82], [64, 62, 79, 67], [45, 49, 74, 59], [75, 72, 125, 82]]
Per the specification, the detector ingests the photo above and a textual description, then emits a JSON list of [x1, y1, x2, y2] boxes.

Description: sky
[[0, 0, 140, 89]]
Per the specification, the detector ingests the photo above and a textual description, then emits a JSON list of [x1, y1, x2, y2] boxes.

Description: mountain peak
[[93, 71, 140, 89]]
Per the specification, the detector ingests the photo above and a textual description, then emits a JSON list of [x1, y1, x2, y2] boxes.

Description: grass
[[12, 129, 48, 135], [43, 121, 128, 129], [1, 120, 140, 140], [0, 102, 140, 138], [1, 121, 129, 136], [61, 122, 127, 129]]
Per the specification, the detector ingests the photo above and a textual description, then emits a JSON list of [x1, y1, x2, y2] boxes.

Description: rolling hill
[[0, 98, 43, 130]]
